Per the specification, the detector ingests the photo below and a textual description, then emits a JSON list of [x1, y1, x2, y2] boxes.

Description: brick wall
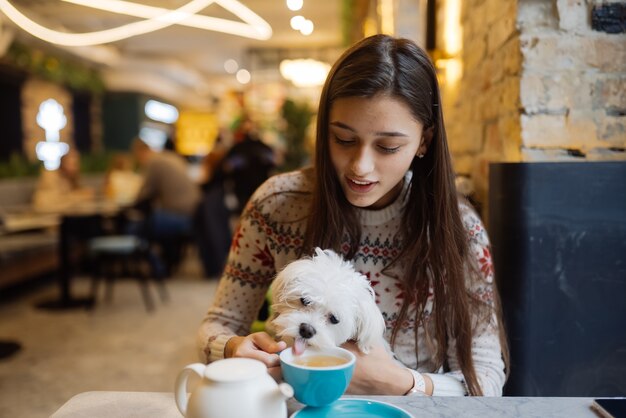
[[442, 0, 626, 215]]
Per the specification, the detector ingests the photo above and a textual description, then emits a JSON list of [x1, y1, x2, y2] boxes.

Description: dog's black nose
[[299, 323, 316, 339]]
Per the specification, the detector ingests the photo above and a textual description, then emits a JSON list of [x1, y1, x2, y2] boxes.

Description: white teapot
[[175, 358, 294, 418]]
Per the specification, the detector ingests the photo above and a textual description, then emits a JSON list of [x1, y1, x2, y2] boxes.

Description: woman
[[32, 149, 94, 212], [197, 34, 508, 396]]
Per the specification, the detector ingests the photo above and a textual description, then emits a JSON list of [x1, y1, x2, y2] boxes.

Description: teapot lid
[[204, 358, 266, 383]]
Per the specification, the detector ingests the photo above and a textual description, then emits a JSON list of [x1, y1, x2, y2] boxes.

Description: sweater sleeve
[[196, 191, 278, 363], [436, 204, 506, 396]]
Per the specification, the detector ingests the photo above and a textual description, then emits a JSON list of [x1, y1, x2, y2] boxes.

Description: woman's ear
[[417, 126, 434, 157]]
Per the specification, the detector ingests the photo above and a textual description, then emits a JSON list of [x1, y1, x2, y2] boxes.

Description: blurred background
[[0, 0, 623, 203], [0, 0, 624, 416]]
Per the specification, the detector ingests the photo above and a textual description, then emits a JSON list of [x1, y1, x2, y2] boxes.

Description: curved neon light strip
[[63, 0, 271, 40], [0, 0, 271, 46], [0, 0, 215, 46]]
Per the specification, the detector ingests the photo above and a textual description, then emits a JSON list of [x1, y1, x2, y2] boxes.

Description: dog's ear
[[270, 272, 284, 303], [354, 279, 385, 354]]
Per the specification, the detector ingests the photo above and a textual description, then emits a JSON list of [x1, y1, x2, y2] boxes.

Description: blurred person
[[193, 120, 275, 278], [32, 148, 95, 213], [130, 138, 201, 274], [103, 153, 142, 206], [221, 117, 276, 214], [194, 133, 235, 278], [199, 134, 228, 187]]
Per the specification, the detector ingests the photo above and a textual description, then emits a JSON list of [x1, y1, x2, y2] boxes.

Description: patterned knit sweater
[[197, 169, 506, 396]]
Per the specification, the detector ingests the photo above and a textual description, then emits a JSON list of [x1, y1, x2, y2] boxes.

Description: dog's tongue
[[293, 338, 307, 355]]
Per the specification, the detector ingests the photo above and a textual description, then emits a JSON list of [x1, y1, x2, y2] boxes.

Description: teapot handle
[[175, 363, 206, 417]]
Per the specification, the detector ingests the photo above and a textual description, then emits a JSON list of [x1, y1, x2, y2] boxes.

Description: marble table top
[[50, 391, 600, 418]]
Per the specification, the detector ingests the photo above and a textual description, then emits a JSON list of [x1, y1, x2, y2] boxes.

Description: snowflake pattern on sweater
[[197, 170, 505, 396]]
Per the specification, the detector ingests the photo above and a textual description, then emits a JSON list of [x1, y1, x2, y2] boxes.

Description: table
[[33, 201, 122, 311], [1, 211, 60, 233], [50, 391, 600, 418]]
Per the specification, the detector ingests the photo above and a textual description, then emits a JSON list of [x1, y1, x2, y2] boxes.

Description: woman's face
[[328, 95, 427, 210]]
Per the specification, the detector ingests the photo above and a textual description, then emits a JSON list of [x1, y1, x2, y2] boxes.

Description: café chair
[[88, 235, 168, 312]]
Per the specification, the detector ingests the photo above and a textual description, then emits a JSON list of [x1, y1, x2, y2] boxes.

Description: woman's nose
[[350, 147, 374, 176]]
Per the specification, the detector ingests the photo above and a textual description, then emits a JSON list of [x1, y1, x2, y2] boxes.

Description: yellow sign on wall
[[175, 111, 219, 156]]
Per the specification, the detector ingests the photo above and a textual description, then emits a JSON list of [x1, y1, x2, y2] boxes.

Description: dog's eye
[[300, 297, 310, 306], [328, 314, 339, 324]]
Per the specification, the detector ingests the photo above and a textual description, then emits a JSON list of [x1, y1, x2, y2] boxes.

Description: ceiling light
[[236, 69, 250, 84], [145, 100, 179, 124], [0, 0, 272, 46], [64, 0, 272, 40], [290, 15, 305, 30], [0, 0, 214, 46], [286, 0, 303, 12], [300, 19, 313, 36], [280, 59, 330, 87], [224, 59, 238, 73]]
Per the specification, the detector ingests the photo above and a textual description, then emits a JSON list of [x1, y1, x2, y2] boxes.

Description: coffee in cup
[[293, 355, 349, 367], [280, 346, 355, 407]]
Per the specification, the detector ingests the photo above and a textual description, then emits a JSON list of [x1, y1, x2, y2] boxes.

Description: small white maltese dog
[[269, 248, 387, 355]]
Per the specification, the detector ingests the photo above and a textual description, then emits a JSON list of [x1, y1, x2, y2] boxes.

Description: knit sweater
[[197, 169, 506, 396]]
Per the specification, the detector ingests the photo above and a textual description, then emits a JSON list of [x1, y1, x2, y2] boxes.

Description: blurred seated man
[[32, 149, 95, 213], [130, 138, 201, 275]]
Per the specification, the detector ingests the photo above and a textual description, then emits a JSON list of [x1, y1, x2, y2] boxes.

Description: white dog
[[269, 248, 387, 355]]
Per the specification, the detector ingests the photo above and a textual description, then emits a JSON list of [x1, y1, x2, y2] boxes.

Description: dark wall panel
[[0, 68, 26, 160], [489, 162, 626, 397], [102, 92, 141, 151], [72, 91, 92, 153]]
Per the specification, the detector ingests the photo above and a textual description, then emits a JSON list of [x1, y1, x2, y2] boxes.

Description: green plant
[[3, 42, 105, 93], [80, 152, 113, 174], [0, 153, 40, 178], [280, 99, 315, 172], [0, 152, 113, 178]]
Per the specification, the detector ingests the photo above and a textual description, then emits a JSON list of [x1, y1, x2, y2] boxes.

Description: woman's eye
[[378, 145, 400, 154], [332, 134, 355, 146], [328, 314, 339, 324], [300, 297, 310, 306]]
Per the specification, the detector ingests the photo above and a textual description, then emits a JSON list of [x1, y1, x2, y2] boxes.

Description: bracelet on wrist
[[404, 369, 426, 396]]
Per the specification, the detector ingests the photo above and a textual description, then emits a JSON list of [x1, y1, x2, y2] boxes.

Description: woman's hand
[[225, 332, 287, 380], [342, 341, 414, 395]]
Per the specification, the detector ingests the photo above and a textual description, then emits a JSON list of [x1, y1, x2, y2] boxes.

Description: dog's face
[[269, 248, 385, 354]]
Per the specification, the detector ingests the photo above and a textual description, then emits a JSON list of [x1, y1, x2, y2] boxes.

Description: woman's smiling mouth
[[346, 177, 377, 193]]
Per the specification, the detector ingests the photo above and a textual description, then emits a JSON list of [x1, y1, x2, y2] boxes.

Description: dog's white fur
[[269, 248, 387, 353]]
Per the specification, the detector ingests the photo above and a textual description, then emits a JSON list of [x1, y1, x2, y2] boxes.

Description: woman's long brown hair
[[302, 34, 508, 395]]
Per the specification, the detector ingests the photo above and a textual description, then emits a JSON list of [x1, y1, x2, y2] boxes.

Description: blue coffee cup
[[279, 346, 356, 407]]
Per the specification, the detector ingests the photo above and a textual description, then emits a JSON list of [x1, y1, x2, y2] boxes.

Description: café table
[[31, 200, 123, 311], [50, 391, 600, 417]]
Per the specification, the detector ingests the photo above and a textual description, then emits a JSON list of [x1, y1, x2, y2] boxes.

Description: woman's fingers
[[251, 332, 287, 354], [229, 332, 287, 368], [249, 333, 286, 367]]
